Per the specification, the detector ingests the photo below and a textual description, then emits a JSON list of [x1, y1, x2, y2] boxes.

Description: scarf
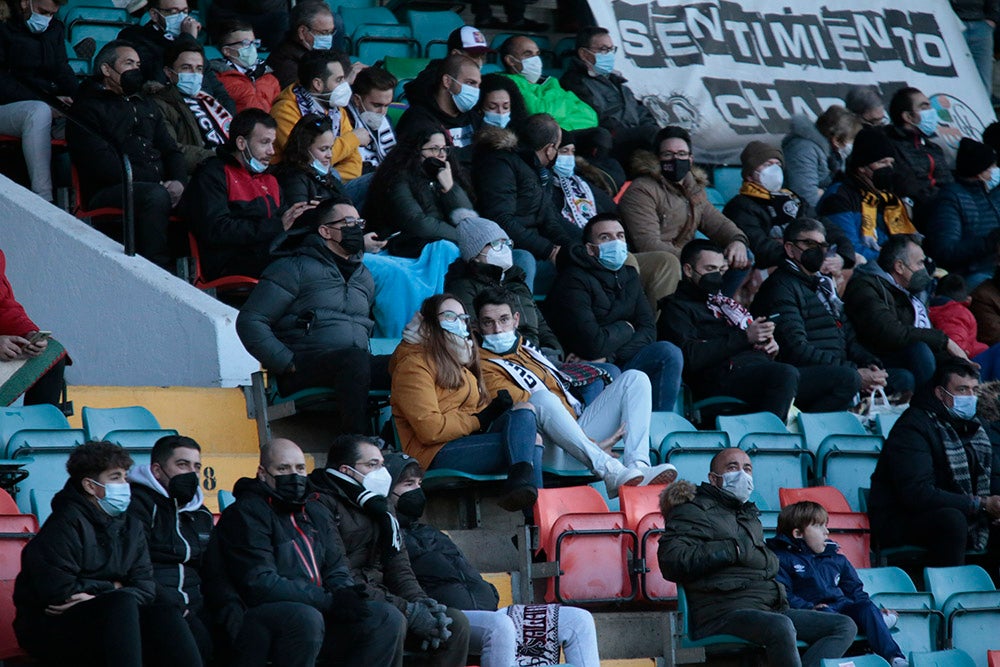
[[401, 313, 473, 365], [556, 174, 597, 229], [293, 85, 341, 138], [886, 274, 931, 328], [325, 469, 402, 554], [738, 181, 801, 230], [929, 412, 992, 550], [181, 92, 232, 148], [859, 188, 915, 242], [506, 604, 560, 666], [706, 292, 753, 330], [485, 341, 583, 416]]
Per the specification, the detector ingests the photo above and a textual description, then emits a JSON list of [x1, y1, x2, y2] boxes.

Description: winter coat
[[921, 179, 1000, 275], [500, 71, 598, 132], [971, 274, 1000, 345], [929, 299, 988, 357], [273, 162, 351, 207], [444, 259, 562, 355], [558, 57, 656, 132], [403, 521, 500, 611], [843, 266, 949, 356], [211, 60, 282, 113], [151, 84, 226, 174], [0, 15, 78, 103], [658, 480, 786, 637], [126, 465, 215, 611], [781, 114, 842, 209], [543, 242, 655, 365], [307, 470, 426, 612], [950, 0, 1000, 21], [619, 151, 748, 257], [766, 534, 868, 612], [389, 341, 485, 469], [264, 37, 307, 89], [818, 176, 904, 264], [67, 79, 186, 203], [884, 124, 953, 207], [479, 336, 576, 415], [14, 482, 155, 643], [0, 249, 36, 336], [395, 69, 478, 149], [472, 126, 578, 259], [751, 261, 880, 369], [236, 232, 374, 374], [183, 152, 286, 281], [270, 85, 361, 176]]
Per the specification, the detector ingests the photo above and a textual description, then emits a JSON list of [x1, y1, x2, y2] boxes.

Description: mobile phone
[[767, 314, 781, 321], [385, 231, 402, 240], [26, 331, 51, 345]]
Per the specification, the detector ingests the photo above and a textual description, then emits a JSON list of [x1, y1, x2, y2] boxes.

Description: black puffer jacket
[[273, 163, 351, 207], [884, 124, 954, 207], [543, 242, 655, 365], [403, 521, 500, 611], [751, 261, 879, 369], [0, 15, 78, 102], [236, 232, 374, 374], [658, 480, 785, 637], [558, 57, 656, 132], [949, 0, 1000, 21], [14, 482, 155, 645], [921, 179, 1000, 275]]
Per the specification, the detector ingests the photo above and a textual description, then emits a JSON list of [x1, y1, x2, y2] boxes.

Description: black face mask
[[167, 471, 199, 505], [907, 268, 932, 294], [338, 225, 365, 255], [799, 247, 825, 273], [871, 165, 893, 191], [661, 158, 690, 183], [394, 488, 426, 523], [117, 68, 144, 96], [696, 270, 724, 294], [271, 473, 309, 505], [422, 157, 446, 179]]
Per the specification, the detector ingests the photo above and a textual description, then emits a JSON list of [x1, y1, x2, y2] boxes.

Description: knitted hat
[[453, 208, 507, 262], [956, 137, 997, 178], [384, 452, 422, 487], [848, 126, 894, 170], [740, 141, 783, 177]]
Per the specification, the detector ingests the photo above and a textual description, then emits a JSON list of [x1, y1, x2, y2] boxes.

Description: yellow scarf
[[739, 180, 785, 199], [860, 189, 914, 241]]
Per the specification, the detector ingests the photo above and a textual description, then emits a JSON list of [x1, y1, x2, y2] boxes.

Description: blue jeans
[[343, 172, 374, 214], [512, 249, 536, 293], [964, 20, 995, 96], [879, 342, 936, 390], [974, 343, 1000, 382], [428, 408, 543, 488], [622, 341, 683, 412]]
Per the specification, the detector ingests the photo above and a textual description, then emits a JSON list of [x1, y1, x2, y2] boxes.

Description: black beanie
[[956, 137, 997, 178], [848, 126, 894, 170]]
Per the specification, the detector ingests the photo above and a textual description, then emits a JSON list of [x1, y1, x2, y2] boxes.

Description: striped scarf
[[929, 411, 992, 550]]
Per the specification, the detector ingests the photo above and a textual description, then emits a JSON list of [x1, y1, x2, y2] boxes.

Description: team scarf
[[556, 174, 597, 229], [293, 85, 342, 138], [738, 180, 802, 231], [181, 92, 232, 147], [484, 340, 583, 417], [859, 188, 915, 243], [325, 469, 402, 554], [706, 292, 753, 330], [929, 413, 992, 550], [507, 604, 560, 666]]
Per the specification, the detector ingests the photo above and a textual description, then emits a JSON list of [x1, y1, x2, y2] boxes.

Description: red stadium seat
[[778, 486, 870, 569], [778, 486, 852, 512], [188, 232, 259, 293], [618, 484, 677, 601], [0, 513, 38, 659]]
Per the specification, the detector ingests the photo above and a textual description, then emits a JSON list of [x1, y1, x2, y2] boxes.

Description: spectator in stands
[[751, 219, 905, 410], [560, 26, 658, 164], [619, 126, 751, 297], [474, 73, 528, 135], [184, 108, 313, 280], [0, 249, 66, 406], [68, 40, 186, 270], [236, 199, 388, 435], [475, 287, 677, 493], [844, 85, 887, 127], [365, 126, 474, 258], [272, 113, 350, 206], [544, 213, 685, 412], [869, 359, 1000, 566], [204, 438, 406, 665], [971, 242, 1000, 345], [265, 1, 337, 88], [13, 442, 163, 666], [127, 435, 214, 664], [884, 86, 953, 207], [844, 234, 965, 389], [782, 105, 863, 208], [401, 26, 490, 117], [153, 39, 232, 175], [118, 0, 235, 113], [346, 66, 397, 174], [767, 502, 909, 667], [389, 293, 542, 512], [499, 35, 598, 132], [211, 20, 281, 113], [309, 435, 471, 666], [659, 447, 857, 666], [396, 53, 482, 150], [658, 240, 800, 420], [386, 452, 602, 667], [922, 137, 1000, 287], [952, 0, 998, 97], [930, 274, 1000, 381], [817, 126, 916, 264], [470, 0, 546, 31]]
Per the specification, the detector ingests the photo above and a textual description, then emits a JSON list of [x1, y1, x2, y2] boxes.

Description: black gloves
[[327, 584, 371, 622], [406, 598, 453, 651], [474, 390, 513, 431]]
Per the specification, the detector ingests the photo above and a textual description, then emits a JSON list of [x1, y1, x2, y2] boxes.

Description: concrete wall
[[0, 176, 258, 387]]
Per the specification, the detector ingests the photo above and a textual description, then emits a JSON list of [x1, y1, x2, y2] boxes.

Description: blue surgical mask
[[440, 318, 469, 338], [242, 145, 266, 174], [916, 108, 938, 136], [986, 166, 1000, 191], [482, 330, 518, 354], [175, 71, 202, 97], [312, 32, 333, 51], [945, 389, 979, 420], [236, 44, 259, 69], [162, 10, 187, 37], [553, 154, 575, 179], [450, 80, 479, 113], [483, 111, 510, 128], [593, 51, 615, 76], [25, 4, 50, 33], [312, 159, 330, 175], [596, 239, 628, 271], [89, 479, 131, 516], [519, 55, 543, 83]]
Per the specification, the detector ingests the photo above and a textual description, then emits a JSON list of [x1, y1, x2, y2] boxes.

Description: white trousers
[[0, 101, 52, 201], [466, 605, 600, 667]]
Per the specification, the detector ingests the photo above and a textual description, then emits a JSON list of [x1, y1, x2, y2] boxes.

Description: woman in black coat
[[273, 113, 351, 208]]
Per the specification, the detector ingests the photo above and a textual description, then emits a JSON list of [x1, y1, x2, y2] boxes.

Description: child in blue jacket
[[767, 501, 908, 667]]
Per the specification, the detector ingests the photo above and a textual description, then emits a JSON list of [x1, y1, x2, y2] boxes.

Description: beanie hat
[[384, 452, 422, 487], [453, 208, 507, 262], [956, 137, 997, 178], [848, 126, 894, 170], [740, 141, 783, 177]]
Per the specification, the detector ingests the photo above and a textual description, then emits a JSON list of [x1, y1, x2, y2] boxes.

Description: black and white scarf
[[929, 412, 992, 550], [326, 469, 402, 554], [507, 604, 560, 666]]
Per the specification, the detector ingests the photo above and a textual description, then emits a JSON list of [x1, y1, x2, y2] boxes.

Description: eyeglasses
[[479, 314, 513, 328], [421, 145, 450, 157], [155, 6, 188, 15], [310, 27, 336, 36], [354, 458, 384, 470], [659, 151, 691, 160], [223, 38, 261, 49], [585, 45, 618, 55], [325, 217, 365, 229], [480, 239, 513, 253], [791, 239, 830, 251], [438, 311, 470, 323]]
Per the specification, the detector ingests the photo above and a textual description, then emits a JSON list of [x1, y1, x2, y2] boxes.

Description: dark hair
[[213, 19, 253, 46], [296, 197, 353, 229], [417, 293, 487, 400], [283, 113, 334, 168], [680, 239, 724, 267], [151, 435, 201, 468], [888, 86, 922, 126], [326, 434, 378, 468], [353, 67, 397, 97], [93, 39, 136, 79], [935, 273, 968, 302], [67, 441, 134, 482], [473, 286, 518, 320], [782, 217, 825, 243], [654, 125, 691, 152], [844, 85, 883, 117], [777, 501, 828, 538], [498, 35, 520, 61], [298, 49, 343, 87], [442, 52, 478, 80], [983, 122, 1000, 156], [933, 358, 980, 389], [575, 26, 609, 51], [164, 36, 203, 70], [816, 105, 862, 143], [226, 108, 277, 151], [581, 212, 621, 244], [475, 73, 529, 131], [521, 113, 560, 152], [876, 234, 920, 273], [290, 0, 332, 31]]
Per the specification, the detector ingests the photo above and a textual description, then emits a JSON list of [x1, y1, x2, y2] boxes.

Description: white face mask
[[359, 110, 385, 130], [718, 470, 754, 503], [484, 245, 513, 271], [758, 163, 784, 192], [327, 81, 352, 109], [359, 466, 391, 497], [519, 55, 543, 84], [838, 142, 853, 160]]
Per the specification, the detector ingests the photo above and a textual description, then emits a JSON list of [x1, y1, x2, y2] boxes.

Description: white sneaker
[[891, 657, 908, 667], [604, 466, 642, 499], [882, 610, 898, 629], [637, 463, 678, 486]]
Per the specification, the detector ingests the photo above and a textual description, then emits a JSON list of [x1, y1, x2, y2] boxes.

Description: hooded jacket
[[884, 123, 954, 207], [559, 56, 655, 132], [921, 178, 1000, 275], [619, 151, 748, 257], [236, 232, 374, 374], [270, 85, 361, 175], [780, 114, 842, 209], [499, 71, 598, 132], [929, 299, 988, 358], [543, 242, 655, 365], [212, 59, 282, 113], [765, 533, 867, 612], [817, 175, 906, 264], [127, 464, 215, 611], [0, 13, 78, 103], [658, 479, 786, 637], [395, 67, 478, 149]]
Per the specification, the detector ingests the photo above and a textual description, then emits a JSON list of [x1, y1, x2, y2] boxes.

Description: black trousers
[[23, 357, 65, 406], [89, 182, 173, 270], [710, 361, 799, 420]]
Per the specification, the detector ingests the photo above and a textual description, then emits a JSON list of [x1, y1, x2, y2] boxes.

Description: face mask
[[719, 470, 754, 503], [327, 81, 352, 108], [483, 111, 510, 128], [871, 165, 893, 191], [553, 154, 575, 179], [484, 245, 513, 271], [593, 51, 615, 76], [89, 479, 131, 516], [395, 487, 426, 521], [450, 80, 479, 113], [162, 11, 187, 38], [235, 43, 258, 69], [799, 246, 825, 273], [482, 330, 518, 353], [271, 473, 308, 505], [356, 466, 391, 497], [596, 239, 628, 271], [338, 225, 365, 255], [117, 68, 144, 96], [906, 268, 932, 294], [519, 55, 543, 83], [241, 144, 266, 174], [25, 4, 50, 33], [986, 166, 1000, 191], [661, 158, 690, 183], [175, 71, 202, 97], [312, 32, 333, 50], [440, 318, 469, 338], [916, 108, 938, 137], [167, 471, 199, 505], [838, 142, 853, 161], [758, 164, 784, 192], [696, 270, 725, 294], [359, 110, 385, 130], [946, 391, 979, 420], [312, 158, 330, 175]]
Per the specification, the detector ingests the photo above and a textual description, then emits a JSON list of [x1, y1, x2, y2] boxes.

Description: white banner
[[586, 0, 997, 164]]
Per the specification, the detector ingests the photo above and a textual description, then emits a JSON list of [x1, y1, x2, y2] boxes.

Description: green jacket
[[501, 72, 598, 132]]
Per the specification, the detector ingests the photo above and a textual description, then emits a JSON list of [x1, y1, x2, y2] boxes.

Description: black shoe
[[498, 462, 538, 512], [508, 17, 549, 32]]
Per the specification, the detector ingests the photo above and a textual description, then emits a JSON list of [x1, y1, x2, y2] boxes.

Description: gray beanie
[[453, 208, 508, 262]]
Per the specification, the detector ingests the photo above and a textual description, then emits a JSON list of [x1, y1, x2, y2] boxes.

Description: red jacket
[[0, 250, 37, 336], [929, 299, 988, 357], [215, 68, 281, 114]]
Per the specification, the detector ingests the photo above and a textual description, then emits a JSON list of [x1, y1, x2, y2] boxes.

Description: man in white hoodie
[[127, 435, 216, 664]]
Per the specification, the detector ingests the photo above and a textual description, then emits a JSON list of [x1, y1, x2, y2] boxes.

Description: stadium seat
[[989, 650, 1000, 667], [650, 411, 728, 484], [67, 22, 122, 48], [71, 164, 127, 221], [778, 486, 852, 512], [188, 232, 259, 295], [354, 25, 419, 62], [331, 0, 379, 9], [81, 405, 161, 440], [63, 4, 129, 40], [0, 513, 38, 660], [553, 36, 574, 69], [0, 404, 70, 451], [0, 490, 16, 514], [924, 565, 1000, 662], [587, 480, 618, 511], [716, 412, 804, 450], [750, 489, 779, 539], [8, 429, 86, 520], [777, 486, 871, 568], [403, 9, 464, 58], [712, 166, 742, 203], [717, 413, 810, 508], [217, 489, 235, 510], [909, 649, 976, 667], [821, 656, 890, 667], [705, 186, 726, 212], [798, 411, 882, 508], [619, 485, 676, 601], [381, 56, 431, 83], [875, 412, 900, 438], [670, 585, 757, 662]]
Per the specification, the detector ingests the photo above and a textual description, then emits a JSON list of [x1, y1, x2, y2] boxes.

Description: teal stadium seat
[[797, 411, 883, 509], [717, 413, 810, 508], [712, 166, 743, 203], [924, 565, 1000, 663], [650, 411, 728, 485], [910, 649, 976, 667], [403, 9, 464, 58], [821, 656, 890, 667]]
